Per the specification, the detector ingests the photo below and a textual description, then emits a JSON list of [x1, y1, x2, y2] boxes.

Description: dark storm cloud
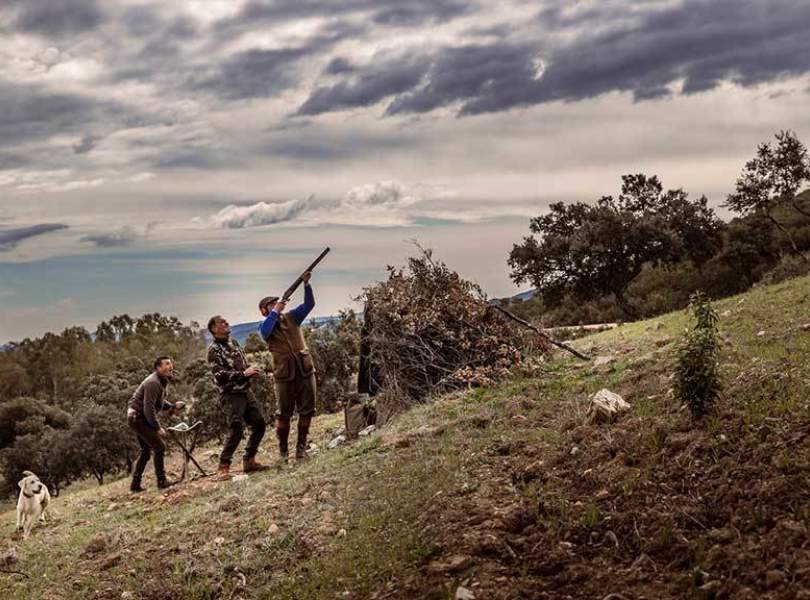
[[120, 6, 197, 46], [0, 224, 68, 251], [0, 152, 29, 170], [324, 57, 356, 75], [298, 55, 428, 115], [262, 128, 417, 161], [80, 227, 138, 248], [155, 149, 239, 170], [106, 9, 199, 84], [13, 0, 104, 37], [189, 20, 364, 101], [72, 134, 100, 155], [0, 80, 141, 144], [120, 5, 162, 38], [527, 0, 810, 106], [371, 1, 471, 26], [298, 0, 810, 117], [189, 47, 311, 100], [218, 0, 474, 31], [385, 43, 537, 116]]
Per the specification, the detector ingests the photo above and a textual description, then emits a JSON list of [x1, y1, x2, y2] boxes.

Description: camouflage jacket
[[207, 337, 251, 395]]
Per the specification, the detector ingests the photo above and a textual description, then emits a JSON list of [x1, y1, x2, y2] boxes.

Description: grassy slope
[[2, 275, 810, 599]]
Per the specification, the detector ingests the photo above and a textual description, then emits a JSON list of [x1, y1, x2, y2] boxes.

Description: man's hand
[[243, 366, 260, 377], [273, 299, 287, 313], [301, 270, 312, 284], [158, 427, 168, 439]]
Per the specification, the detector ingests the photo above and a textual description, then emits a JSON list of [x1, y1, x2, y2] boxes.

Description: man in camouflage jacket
[[206, 315, 269, 477]]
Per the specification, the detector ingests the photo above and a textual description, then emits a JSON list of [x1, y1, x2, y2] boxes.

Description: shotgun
[[282, 247, 330, 301]]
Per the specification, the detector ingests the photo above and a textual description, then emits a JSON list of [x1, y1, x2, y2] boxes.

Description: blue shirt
[[259, 283, 315, 340]]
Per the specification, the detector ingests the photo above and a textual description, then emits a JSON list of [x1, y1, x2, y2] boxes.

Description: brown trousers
[[275, 372, 317, 419]]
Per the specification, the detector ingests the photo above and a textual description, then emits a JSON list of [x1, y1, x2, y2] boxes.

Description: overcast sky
[[1, 0, 810, 342]]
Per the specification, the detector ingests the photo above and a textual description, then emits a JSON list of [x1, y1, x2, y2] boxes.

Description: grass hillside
[[2, 275, 810, 600]]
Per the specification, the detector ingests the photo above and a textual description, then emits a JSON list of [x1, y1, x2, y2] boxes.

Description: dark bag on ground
[[344, 393, 378, 438]]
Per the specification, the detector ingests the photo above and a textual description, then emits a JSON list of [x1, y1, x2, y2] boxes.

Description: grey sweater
[[128, 372, 174, 430]]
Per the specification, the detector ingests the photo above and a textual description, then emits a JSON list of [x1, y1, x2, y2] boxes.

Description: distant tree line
[[507, 131, 810, 326], [0, 309, 361, 498]]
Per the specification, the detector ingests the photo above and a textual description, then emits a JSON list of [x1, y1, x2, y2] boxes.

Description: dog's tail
[[21, 470, 35, 478]]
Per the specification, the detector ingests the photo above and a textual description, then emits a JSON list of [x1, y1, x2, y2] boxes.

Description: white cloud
[[342, 180, 420, 209], [127, 172, 156, 183], [203, 197, 311, 228]]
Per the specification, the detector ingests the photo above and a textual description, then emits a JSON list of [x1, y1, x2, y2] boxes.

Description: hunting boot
[[157, 478, 176, 490], [276, 418, 291, 462], [243, 456, 270, 473], [295, 415, 312, 460], [217, 463, 231, 480], [129, 477, 146, 493]]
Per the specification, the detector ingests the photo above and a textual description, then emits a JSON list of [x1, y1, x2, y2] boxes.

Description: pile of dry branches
[[360, 246, 544, 421]]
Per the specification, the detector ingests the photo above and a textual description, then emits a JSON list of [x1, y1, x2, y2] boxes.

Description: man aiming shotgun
[[258, 248, 329, 462]]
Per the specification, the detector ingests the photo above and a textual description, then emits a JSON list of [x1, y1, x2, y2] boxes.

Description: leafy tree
[[41, 429, 84, 496], [78, 374, 132, 408], [0, 425, 82, 498], [509, 174, 724, 318], [0, 397, 71, 451], [306, 310, 362, 412], [0, 432, 49, 498], [185, 358, 228, 442], [726, 130, 810, 258], [95, 314, 135, 343], [0, 359, 30, 400], [714, 214, 781, 284], [7, 327, 93, 401], [674, 293, 722, 418], [69, 404, 133, 485], [244, 332, 266, 354]]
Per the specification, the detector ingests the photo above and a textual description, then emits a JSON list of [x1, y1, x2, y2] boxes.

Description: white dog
[[16, 471, 50, 539]]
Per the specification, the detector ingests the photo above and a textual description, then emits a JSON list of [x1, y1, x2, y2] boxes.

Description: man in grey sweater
[[127, 356, 180, 492]]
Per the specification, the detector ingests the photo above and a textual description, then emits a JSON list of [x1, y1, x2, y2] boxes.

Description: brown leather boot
[[216, 463, 231, 480], [243, 457, 270, 473]]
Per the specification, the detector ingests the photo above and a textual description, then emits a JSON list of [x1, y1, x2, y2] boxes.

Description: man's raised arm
[[288, 282, 315, 326]]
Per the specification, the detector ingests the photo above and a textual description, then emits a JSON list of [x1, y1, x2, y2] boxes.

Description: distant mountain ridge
[[508, 289, 536, 303]]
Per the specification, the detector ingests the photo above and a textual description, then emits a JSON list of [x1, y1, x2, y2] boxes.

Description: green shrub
[[760, 254, 810, 286], [674, 293, 722, 418]]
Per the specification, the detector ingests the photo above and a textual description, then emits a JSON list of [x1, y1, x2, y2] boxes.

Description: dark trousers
[[219, 392, 267, 465], [129, 416, 166, 483]]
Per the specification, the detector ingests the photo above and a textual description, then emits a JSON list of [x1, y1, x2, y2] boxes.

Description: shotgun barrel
[[281, 247, 330, 301]]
